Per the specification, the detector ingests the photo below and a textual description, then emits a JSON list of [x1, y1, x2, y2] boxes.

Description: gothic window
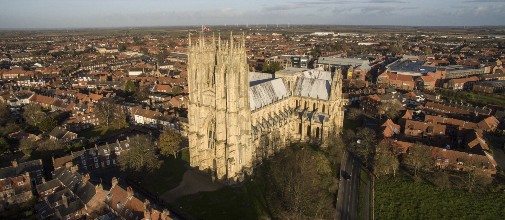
[[307, 125, 311, 137], [296, 100, 299, 108], [299, 123, 302, 134], [322, 104, 326, 113], [313, 103, 316, 111], [304, 101, 307, 109], [316, 127, 320, 139], [208, 121, 216, 149]]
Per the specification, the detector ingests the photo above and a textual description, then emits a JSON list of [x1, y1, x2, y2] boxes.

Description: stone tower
[[187, 33, 253, 182], [330, 69, 345, 132]]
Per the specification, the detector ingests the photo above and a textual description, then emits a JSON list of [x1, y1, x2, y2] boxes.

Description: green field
[[437, 89, 505, 107], [375, 171, 505, 220]]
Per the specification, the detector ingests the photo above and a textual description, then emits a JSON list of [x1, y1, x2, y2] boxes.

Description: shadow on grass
[[141, 152, 189, 195]]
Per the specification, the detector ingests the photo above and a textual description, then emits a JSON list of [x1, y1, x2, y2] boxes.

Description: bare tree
[[119, 135, 160, 173], [403, 142, 433, 176], [95, 100, 127, 128], [347, 107, 363, 121], [95, 101, 115, 127], [349, 127, 377, 167], [373, 139, 400, 177], [378, 100, 403, 119], [267, 146, 334, 219], [23, 104, 46, 126]]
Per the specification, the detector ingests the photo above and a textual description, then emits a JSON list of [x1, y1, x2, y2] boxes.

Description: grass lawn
[[78, 126, 127, 139], [176, 171, 272, 220], [438, 89, 505, 107], [142, 156, 188, 194], [375, 171, 505, 220], [358, 168, 371, 220]]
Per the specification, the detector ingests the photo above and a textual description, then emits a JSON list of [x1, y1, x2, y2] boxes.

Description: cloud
[[263, 0, 406, 12], [464, 0, 505, 2]]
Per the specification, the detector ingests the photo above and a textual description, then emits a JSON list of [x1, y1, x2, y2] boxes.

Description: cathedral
[[187, 33, 344, 183]]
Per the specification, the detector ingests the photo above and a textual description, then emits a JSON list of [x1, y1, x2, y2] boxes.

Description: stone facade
[[188, 34, 344, 183]]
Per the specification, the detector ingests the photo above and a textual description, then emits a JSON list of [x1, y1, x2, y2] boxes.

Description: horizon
[[1, 0, 505, 29]]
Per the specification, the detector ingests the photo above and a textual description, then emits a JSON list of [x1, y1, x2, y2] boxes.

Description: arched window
[[307, 125, 311, 137], [299, 123, 302, 134], [313, 103, 316, 111], [296, 100, 299, 108], [322, 104, 326, 113], [207, 121, 216, 149], [316, 127, 320, 139], [304, 101, 307, 109]]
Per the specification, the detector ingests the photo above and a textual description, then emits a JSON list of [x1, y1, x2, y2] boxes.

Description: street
[[336, 152, 369, 220]]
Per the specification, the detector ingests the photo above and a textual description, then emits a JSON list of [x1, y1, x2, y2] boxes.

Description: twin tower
[[187, 33, 253, 182], [187, 33, 344, 183]]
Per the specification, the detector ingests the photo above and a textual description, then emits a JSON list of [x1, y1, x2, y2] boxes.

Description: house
[[416, 74, 436, 90], [381, 119, 400, 138], [0, 159, 44, 211], [152, 84, 172, 93], [52, 139, 130, 171], [377, 72, 416, 90], [35, 165, 107, 219], [447, 76, 480, 90], [49, 127, 78, 142], [472, 80, 505, 94], [130, 106, 170, 128], [105, 177, 172, 220]]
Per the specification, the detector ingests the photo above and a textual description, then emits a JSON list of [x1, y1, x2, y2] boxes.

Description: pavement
[[161, 169, 224, 203], [336, 152, 366, 220]]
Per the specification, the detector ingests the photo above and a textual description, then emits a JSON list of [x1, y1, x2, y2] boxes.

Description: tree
[[124, 80, 137, 94], [325, 132, 346, 170], [0, 137, 10, 154], [349, 127, 377, 167], [111, 108, 128, 130], [158, 129, 181, 158], [23, 104, 46, 127], [424, 47, 433, 55], [403, 142, 433, 176], [0, 103, 9, 125], [262, 62, 283, 74], [347, 107, 363, 121], [95, 100, 125, 128], [171, 86, 181, 95], [39, 117, 57, 132], [266, 145, 335, 219], [19, 139, 37, 156], [378, 100, 403, 119], [373, 139, 400, 177], [119, 135, 160, 173]]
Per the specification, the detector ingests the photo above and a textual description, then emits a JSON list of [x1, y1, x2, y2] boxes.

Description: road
[[336, 152, 366, 220]]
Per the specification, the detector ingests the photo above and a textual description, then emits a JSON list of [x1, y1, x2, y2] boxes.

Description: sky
[[1, 0, 505, 29]]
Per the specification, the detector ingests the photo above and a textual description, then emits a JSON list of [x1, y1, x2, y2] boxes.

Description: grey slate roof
[[0, 159, 43, 179], [249, 72, 274, 86], [302, 69, 333, 81], [249, 78, 289, 111], [294, 77, 331, 100]]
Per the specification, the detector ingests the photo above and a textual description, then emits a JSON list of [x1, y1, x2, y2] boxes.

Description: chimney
[[61, 194, 68, 208], [126, 186, 134, 199], [70, 165, 78, 173], [95, 183, 103, 192], [83, 173, 90, 183], [111, 177, 118, 187], [143, 200, 152, 220], [11, 160, 18, 168], [161, 209, 170, 220]]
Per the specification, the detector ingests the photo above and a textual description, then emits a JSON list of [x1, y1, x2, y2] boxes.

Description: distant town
[[1, 26, 505, 219]]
